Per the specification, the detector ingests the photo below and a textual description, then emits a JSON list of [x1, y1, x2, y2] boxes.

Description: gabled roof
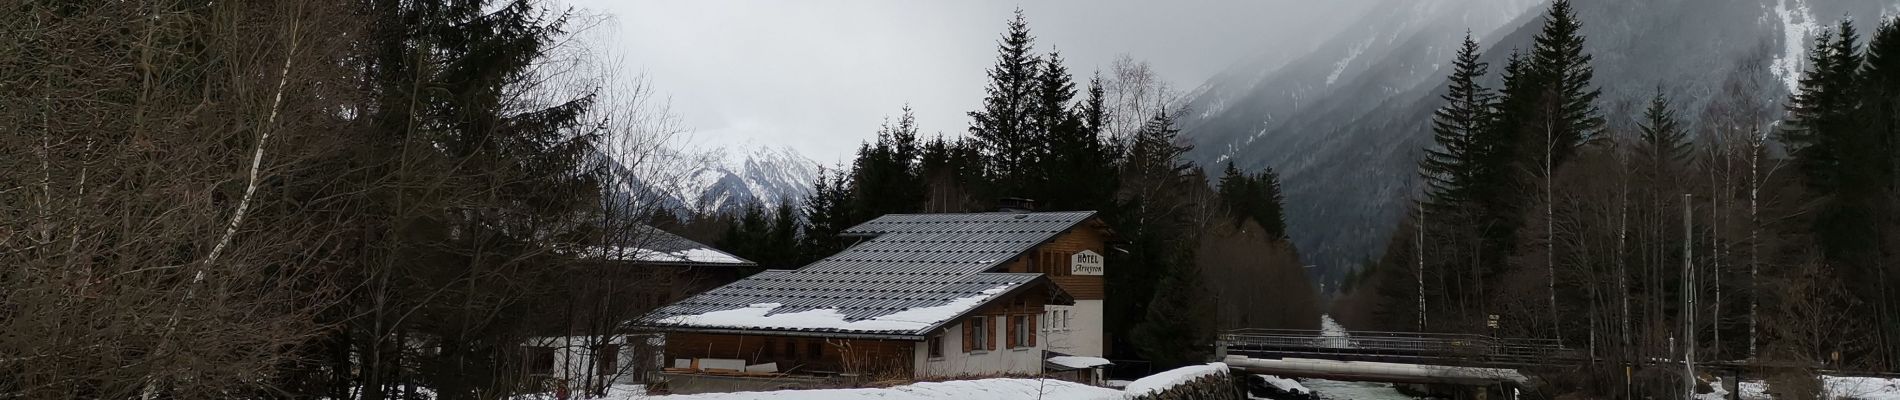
[[823, 210, 1098, 274], [633, 211, 1097, 338], [582, 225, 755, 267]]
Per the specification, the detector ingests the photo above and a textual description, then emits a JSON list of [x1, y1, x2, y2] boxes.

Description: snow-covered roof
[[1123, 362, 1229, 397], [652, 285, 1014, 334], [634, 211, 1096, 337], [638, 271, 1060, 337], [1047, 356, 1114, 369], [582, 226, 753, 267]]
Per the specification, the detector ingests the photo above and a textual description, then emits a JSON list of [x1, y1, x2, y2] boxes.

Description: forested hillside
[[1334, 2, 1900, 396]]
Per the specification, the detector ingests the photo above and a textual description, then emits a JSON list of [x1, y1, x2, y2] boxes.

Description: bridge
[[1214, 328, 1576, 396], [1216, 328, 1576, 368]]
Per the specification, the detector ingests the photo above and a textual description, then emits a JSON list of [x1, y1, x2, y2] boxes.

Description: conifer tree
[[851, 107, 926, 217], [1635, 89, 1692, 175], [1037, 69, 1121, 211], [969, 9, 1043, 196], [800, 167, 857, 263], [920, 135, 984, 212], [1217, 162, 1288, 239], [1861, 18, 1900, 192], [1525, 0, 1605, 169], [1422, 33, 1498, 211]]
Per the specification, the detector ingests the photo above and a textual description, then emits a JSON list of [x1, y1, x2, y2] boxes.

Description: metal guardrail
[[1216, 329, 1573, 367]]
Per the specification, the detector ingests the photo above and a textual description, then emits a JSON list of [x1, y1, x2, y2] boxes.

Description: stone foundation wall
[[1133, 372, 1244, 400]]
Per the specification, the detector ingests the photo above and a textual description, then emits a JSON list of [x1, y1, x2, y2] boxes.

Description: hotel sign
[[1070, 250, 1104, 276]]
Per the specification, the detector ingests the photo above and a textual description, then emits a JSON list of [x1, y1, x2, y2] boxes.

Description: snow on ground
[[624, 379, 1124, 400], [1770, 0, 1818, 93], [1124, 362, 1228, 397], [1255, 374, 1310, 395], [1697, 375, 1900, 400], [655, 286, 1010, 333], [1826, 376, 1900, 399], [1048, 356, 1114, 369], [1327, 37, 1374, 86]]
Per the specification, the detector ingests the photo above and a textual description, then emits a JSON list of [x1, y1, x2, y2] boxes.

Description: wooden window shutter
[[1006, 315, 1019, 349], [1028, 315, 1038, 347], [987, 316, 999, 350], [961, 320, 974, 353]]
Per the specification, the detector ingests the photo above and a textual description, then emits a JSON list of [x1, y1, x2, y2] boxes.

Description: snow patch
[[1047, 356, 1113, 369], [600, 379, 1123, 400], [1255, 374, 1310, 395], [1327, 38, 1375, 86], [1770, 0, 1819, 94], [1124, 362, 1229, 397], [655, 286, 1011, 333], [1826, 376, 1900, 400], [585, 246, 747, 265], [1699, 376, 1900, 400]]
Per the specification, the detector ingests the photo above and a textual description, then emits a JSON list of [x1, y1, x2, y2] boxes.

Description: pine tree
[[1784, 22, 1864, 193], [920, 135, 983, 212], [1110, 110, 1197, 362], [851, 107, 926, 217], [800, 167, 857, 263], [1524, 0, 1605, 169], [1781, 19, 1900, 366], [1635, 89, 1692, 176], [1036, 66, 1121, 212], [1861, 18, 1900, 193], [1422, 33, 1498, 211], [1255, 168, 1288, 238], [968, 9, 1043, 196], [1216, 162, 1288, 239]]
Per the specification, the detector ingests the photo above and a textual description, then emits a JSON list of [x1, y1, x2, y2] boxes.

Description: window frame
[[969, 316, 989, 352], [927, 335, 944, 358], [1011, 315, 1030, 349], [523, 346, 556, 376], [594, 343, 620, 377]]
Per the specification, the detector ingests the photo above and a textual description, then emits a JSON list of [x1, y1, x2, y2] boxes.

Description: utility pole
[[1683, 193, 1696, 400], [1418, 204, 1427, 332]]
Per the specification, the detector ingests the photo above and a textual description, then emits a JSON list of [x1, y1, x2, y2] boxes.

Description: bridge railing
[[1217, 328, 1571, 365]]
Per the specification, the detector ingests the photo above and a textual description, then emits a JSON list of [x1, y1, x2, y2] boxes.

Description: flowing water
[[1303, 378, 1420, 400], [1299, 315, 1434, 399]]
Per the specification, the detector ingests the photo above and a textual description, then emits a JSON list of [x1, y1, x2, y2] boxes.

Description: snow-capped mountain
[[1180, 0, 1890, 272], [603, 144, 821, 216]]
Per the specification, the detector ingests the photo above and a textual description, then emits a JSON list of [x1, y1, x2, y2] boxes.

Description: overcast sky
[[562, 1, 1374, 164]]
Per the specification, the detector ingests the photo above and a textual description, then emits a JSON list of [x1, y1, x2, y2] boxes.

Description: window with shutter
[[1028, 315, 1038, 346], [1006, 315, 1019, 349], [962, 320, 975, 352], [968, 317, 989, 352], [1018, 314, 1033, 346], [987, 315, 1000, 350]]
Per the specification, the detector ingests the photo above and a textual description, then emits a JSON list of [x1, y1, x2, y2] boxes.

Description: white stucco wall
[[524, 334, 659, 386], [911, 318, 1045, 379], [1042, 300, 1105, 357]]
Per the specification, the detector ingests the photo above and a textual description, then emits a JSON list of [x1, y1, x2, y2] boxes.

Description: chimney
[[996, 197, 1036, 213]]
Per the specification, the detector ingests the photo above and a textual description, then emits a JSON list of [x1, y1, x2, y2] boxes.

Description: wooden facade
[[1000, 219, 1108, 300], [663, 333, 917, 377], [954, 286, 1050, 352]]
